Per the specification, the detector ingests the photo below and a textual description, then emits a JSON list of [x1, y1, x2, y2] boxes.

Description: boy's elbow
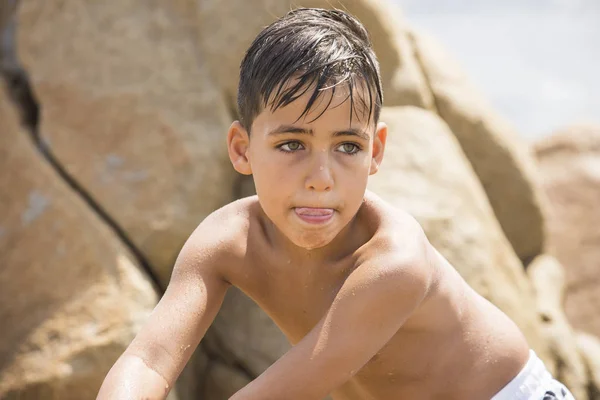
[[97, 352, 172, 400]]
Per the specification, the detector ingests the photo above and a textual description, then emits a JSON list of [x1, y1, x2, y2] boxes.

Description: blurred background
[[396, 0, 600, 140], [1, 0, 599, 399]]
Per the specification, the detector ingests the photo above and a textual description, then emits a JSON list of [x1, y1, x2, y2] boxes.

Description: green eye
[[339, 143, 359, 154], [279, 141, 304, 152]]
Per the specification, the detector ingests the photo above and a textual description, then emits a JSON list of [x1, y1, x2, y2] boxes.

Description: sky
[[392, 0, 600, 141]]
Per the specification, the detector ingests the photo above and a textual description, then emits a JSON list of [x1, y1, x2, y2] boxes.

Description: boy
[[97, 8, 574, 400]]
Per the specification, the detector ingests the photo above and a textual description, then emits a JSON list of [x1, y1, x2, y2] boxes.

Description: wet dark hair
[[237, 7, 383, 133]]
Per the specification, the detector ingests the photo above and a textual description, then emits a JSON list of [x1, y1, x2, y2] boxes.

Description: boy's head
[[237, 7, 383, 133], [228, 8, 387, 251]]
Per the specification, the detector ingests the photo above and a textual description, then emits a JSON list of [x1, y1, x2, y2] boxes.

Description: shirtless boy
[[98, 8, 575, 400]]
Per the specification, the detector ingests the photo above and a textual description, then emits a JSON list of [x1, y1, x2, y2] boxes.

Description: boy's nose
[[305, 159, 333, 192]]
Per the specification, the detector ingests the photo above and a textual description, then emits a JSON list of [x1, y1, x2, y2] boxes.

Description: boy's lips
[[294, 207, 335, 224]]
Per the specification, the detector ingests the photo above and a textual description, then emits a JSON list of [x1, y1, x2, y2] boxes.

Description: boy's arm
[[96, 225, 231, 400], [231, 243, 433, 400]]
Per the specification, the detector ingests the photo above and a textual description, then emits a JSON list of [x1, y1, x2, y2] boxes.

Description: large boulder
[[576, 332, 600, 399], [0, 88, 159, 398], [175, 346, 210, 400], [203, 288, 290, 379], [197, 0, 433, 111], [1, 1, 38, 129], [367, 106, 551, 363], [527, 255, 588, 400], [202, 357, 252, 400], [410, 30, 548, 264], [533, 124, 600, 337], [16, 0, 237, 288], [0, 0, 17, 33]]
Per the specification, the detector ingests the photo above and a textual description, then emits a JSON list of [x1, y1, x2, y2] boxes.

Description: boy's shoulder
[[192, 194, 259, 241], [198, 195, 257, 233], [340, 192, 435, 286], [181, 196, 259, 270], [362, 191, 429, 256], [357, 192, 437, 287]]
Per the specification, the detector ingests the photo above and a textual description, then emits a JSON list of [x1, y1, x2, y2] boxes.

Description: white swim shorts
[[492, 350, 575, 400]]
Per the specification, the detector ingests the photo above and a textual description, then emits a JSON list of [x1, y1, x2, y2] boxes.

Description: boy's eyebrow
[[268, 125, 312, 135], [268, 124, 370, 140]]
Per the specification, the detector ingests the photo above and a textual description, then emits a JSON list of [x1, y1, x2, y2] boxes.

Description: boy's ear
[[227, 121, 253, 175], [369, 121, 387, 175]]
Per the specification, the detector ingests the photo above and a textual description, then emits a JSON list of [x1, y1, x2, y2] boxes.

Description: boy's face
[[228, 83, 387, 250]]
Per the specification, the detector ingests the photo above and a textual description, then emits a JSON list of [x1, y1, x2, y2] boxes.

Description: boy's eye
[[278, 141, 304, 152], [337, 143, 360, 154]]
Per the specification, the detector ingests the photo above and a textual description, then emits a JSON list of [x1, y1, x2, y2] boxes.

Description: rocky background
[[0, 0, 599, 399]]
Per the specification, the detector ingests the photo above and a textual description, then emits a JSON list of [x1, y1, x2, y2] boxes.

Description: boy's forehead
[[261, 78, 375, 130]]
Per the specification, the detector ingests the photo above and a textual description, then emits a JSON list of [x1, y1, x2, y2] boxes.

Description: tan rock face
[[576, 332, 600, 399], [534, 125, 600, 337], [203, 288, 290, 378], [202, 359, 251, 400], [176, 347, 209, 400], [527, 255, 588, 399], [410, 30, 547, 264], [198, 0, 433, 112], [367, 106, 549, 361], [0, 0, 17, 33], [16, 0, 237, 288], [0, 89, 158, 398]]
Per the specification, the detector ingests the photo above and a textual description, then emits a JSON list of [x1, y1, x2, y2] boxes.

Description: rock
[[1, 0, 38, 129], [367, 106, 550, 363], [16, 0, 237, 288], [0, 0, 17, 33], [576, 332, 600, 399], [527, 255, 588, 400], [176, 346, 210, 400], [203, 288, 290, 378], [202, 359, 251, 400], [533, 125, 600, 337], [197, 0, 433, 112], [410, 30, 547, 264], [0, 88, 159, 398]]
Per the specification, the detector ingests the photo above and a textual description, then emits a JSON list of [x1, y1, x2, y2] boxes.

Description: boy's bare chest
[[260, 286, 337, 344], [234, 257, 356, 344]]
